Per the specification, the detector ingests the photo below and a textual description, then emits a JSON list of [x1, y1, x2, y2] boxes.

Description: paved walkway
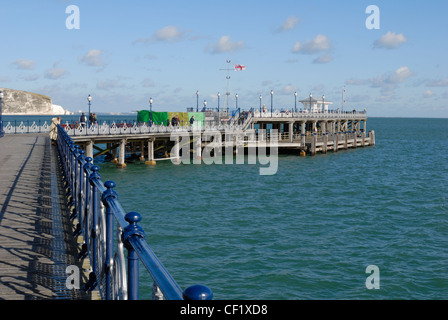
[[0, 134, 91, 299]]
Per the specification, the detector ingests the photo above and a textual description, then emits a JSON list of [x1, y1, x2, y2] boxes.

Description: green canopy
[[137, 110, 205, 126], [151, 111, 169, 125], [137, 110, 169, 125], [137, 110, 150, 123]]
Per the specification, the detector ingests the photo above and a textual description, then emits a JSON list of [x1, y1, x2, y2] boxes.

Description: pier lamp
[[259, 95, 262, 113], [203, 100, 207, 112], [87, 94, 92, 124], [309, 93, 312, 112], [0, 90, 4, 138], [270, 90, 274, 116], [217, 92, 220, 113], [196, 90, 199, 112], [235, 93, 238, 109], [294, 91, 297, 112], [322, 95, 325, 112], [149, 97, 153, 122]]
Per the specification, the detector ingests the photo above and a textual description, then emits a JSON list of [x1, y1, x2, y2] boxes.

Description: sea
[[3, 115, 447, 299]]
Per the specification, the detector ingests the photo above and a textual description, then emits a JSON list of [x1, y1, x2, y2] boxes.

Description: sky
[[1, 0, 447, 117]]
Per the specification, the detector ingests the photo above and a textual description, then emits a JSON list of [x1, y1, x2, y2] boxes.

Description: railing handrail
[[55, 124, 212, 300], [2, 109, 367, 135]]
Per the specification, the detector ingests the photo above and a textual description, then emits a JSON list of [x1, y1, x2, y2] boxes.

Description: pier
[[0, 131, 212, 300], [0, 134, 90, 299], [59, 109, 374, 167], [2, 107, 375, 169]]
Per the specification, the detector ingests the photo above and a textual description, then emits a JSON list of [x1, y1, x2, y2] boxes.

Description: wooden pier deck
[[0, 134, 93, 300]]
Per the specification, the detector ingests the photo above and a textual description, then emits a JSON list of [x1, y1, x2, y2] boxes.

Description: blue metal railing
[[56, 124, 212, 300]]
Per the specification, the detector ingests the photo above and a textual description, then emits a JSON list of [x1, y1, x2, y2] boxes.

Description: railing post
[[70, 143, 77, 201], [80, 157, 93, 222], [123, 212, 145, 300], [77, 150, 85, 219], [85, 165, 102, 291], [102, 180, 118, 300]]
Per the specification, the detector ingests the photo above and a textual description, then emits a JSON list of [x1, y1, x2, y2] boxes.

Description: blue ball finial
[[183, 285, 213, 300], [104, 180, 116, 189], [125, 211, 142, 224]]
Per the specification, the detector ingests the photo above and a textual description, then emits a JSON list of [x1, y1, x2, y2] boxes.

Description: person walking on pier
[[80, 112, 87, 128], [50, 116, 61, 145], [190, 115, 195, 126]]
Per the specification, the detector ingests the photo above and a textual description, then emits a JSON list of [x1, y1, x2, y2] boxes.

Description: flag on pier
[[234, 64, 245, 71]]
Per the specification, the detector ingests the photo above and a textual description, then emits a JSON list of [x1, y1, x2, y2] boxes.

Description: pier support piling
[[139, 141, 145, 161], [117, 138, 127, 168], [145, 138, 156, 165]]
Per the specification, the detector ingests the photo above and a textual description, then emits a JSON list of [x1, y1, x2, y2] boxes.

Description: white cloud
[[96, 79, 123, 91], [374, 31, 407, 49], [369, 66, 413, 87], [345, 67, 413, 101], [386, 66, 413, 84], [277, 85, 297, 95], [23, 74, 39, 81], [292, 34, 331, 54], [134, 26, 185, 43], [313, 54, 333, 64], [427, 78, 448, 87], [12, 59, 35, 70], [153, 25, 184, 42], [45, 63, 68, 80], [207, 35, 245, 54], [345, 79, 366, 86], [275, 16, 299, 33], [423, 90, 434, 98], [79, 49, 106, 68]]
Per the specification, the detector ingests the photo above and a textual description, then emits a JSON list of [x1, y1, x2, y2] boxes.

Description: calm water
[[7, 115, 447, 299]]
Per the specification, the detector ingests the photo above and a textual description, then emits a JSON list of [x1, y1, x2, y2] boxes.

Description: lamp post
[[203, 100, 207, 112], [259, 95, 262, 113], [87, 94, 92, 125], [149, 97, 153, 122], [322, 95, 325, 112], [196, 90, 199, 112], [309, 93, 312, 112], [0, 90, 4, 138], [270, 90, 274, 116], [294, 91, 297, 112], [217, 92, 220, 113]]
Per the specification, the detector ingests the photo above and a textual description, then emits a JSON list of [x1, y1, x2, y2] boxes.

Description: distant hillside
[[0, 87, 71, 115]]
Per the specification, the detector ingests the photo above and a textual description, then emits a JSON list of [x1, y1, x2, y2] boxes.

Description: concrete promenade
[[0, 134, 90, 299]]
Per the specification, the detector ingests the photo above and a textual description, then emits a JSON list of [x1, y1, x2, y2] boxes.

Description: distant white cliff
[[0, 87, 72, 115]]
